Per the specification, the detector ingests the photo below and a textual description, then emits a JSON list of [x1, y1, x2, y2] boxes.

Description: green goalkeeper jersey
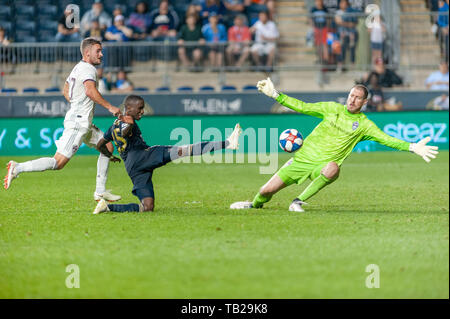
[[276, 93, 411, 165]]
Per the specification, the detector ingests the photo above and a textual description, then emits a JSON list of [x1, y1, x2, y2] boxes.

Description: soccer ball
[[279, 129, 303, 153]]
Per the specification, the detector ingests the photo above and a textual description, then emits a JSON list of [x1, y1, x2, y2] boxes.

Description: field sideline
[[0, 152, 448, 298]]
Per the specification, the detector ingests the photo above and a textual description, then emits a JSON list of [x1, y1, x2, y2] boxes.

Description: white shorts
[[55, 121, 104, 159], [251, 42, 276, 56]]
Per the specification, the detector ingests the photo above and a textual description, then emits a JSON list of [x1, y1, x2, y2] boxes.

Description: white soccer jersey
[[65, 60, 98, 127]]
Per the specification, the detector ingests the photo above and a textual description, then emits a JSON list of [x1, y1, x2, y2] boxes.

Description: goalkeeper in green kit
[[230, 78, 439, 212]]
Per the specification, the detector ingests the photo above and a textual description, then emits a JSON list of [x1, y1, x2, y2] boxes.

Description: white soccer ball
[[279, 129, 303, 153]]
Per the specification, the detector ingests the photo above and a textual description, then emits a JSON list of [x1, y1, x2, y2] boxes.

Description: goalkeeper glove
[[409, 136, 439, 163], [256, 77, 279, 99]]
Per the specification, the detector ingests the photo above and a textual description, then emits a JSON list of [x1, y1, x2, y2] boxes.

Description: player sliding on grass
[[230, 78, 439, 212], [93, 95, 242, 214], [4, 38, 122, 202]]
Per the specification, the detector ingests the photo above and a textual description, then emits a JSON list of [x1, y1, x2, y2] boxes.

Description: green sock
[[252, 192, 272, 208], [298, 174, 332, 202]]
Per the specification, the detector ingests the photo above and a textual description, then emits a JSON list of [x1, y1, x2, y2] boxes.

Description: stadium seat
[[0, 21, 12, 34], [45, 87, 60, 93], [0, 5, 11, 19], [1, 88, 18, 94], [199, 85, 215, 92], [14, 5, 35, 18], [39, 20, 59, 32], [36, 0, 53, 5], [38, 4, 58, 18], [15, 34, 37, 43], [38, 30, 56, 42], [242, 85, 258, 91], [155, 86, 170, 92], [16, 21, 36, 32], [221, 85, 237, 91], [134, 87, 149, 92], [177, 86, 193, 92], [22, 87, 39, 93]]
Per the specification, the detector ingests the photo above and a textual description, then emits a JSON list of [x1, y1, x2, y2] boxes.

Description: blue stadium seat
[[155, 86, 170, 92], [242, 85, 258, 91], [15, 34, 37, 43], [1, 88, 18, 94], [23, 87, 39, 93], [221, 85, 237, 91], [134, 87, 149, 92], [177, 86, 193, 92], [0, 21, 12, 34], [15, 5, 35, 18], [36, 0, 53, 5], [38, 30, 56, 42], [0, 5, 11, 19], [38, 4, 58, 18], [45, 87, 60, 93], [39, 20, 59, 31], [199, 85, 215, 92], [16, 21, 36, 32]]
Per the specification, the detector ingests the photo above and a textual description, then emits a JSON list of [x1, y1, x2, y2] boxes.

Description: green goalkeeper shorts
[[276, 158, 329, 186]]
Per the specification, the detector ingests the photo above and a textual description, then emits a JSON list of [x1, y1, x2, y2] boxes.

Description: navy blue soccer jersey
[[103, 119, 150, 163]]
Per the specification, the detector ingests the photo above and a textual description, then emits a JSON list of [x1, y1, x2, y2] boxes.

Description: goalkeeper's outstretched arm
[[256, 77, 332, 118], [364, 123, 439, 163]]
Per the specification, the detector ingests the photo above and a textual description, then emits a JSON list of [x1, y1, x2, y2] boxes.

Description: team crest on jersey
[[352, 121, 359, 130]]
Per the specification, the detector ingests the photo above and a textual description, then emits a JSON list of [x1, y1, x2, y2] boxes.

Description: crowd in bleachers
[[0, 0, 279, 71], [426, 0, 449, 63]]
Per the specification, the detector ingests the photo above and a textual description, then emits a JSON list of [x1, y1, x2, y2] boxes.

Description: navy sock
[[107, 203, 140, 212]]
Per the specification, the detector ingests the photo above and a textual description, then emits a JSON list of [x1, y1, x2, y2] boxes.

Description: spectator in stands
[[184, 4, 202, 26], [427, 94, 449, 110], [361, 57, 403, 88], [55, 5, 81, 42], [365, 72, 385, 112], [0, 27, 10, 46], [437, 0, 449, 62], [244, 0, 275, 25], [178, 14, 205, 70], [84, 19, 105, 41], [335, 0, 358, 71], [223, 0, 246, 27], [97, 68, 113, 94], [105, 15, 133, 42], [368, 12, 386, 65], [111, 70, 134, 93], [310, 0, 330, 65], [202, 12, 227, 70], [226, 14, 251, 68], [148, 0, 179, 40], [80, 0, 112, 37], [198, 0, 227, 26], [127, 1, 152, 40], [425, 61, 449, 90], [250, 10, 279, 70]]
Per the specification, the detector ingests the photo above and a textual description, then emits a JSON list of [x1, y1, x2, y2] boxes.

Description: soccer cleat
[[226, 123, 242, 150], [93, 198, 110, 214], [94, 190, 121, 202], [230, 201, 253, 209], [288, 198, 307, 212], [4, 161, 18, 190]]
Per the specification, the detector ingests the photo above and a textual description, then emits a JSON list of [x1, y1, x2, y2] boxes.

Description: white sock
[[16, 157, 57, 173], [95, 153, 109, 194]]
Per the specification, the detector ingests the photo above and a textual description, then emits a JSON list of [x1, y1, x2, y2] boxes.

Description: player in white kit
[[4, 38, 122, 202]]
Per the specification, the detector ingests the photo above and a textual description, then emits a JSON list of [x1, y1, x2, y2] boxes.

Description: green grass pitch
[[0, 152, 448, 299]]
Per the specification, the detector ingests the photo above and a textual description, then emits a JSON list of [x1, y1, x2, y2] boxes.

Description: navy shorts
[[128, 146, 174, 201]]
